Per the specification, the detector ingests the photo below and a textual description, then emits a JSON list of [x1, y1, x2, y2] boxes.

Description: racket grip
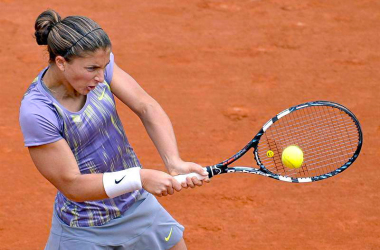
[[174, 172, 206, 184]]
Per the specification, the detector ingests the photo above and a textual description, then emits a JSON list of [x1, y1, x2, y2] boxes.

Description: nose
[[94, 69, 105, 83]]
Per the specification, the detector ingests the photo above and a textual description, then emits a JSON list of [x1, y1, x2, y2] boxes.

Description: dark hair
[[34, 9, 111, 62]]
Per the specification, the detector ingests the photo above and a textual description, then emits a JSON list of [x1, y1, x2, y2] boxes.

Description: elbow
[[137, 101, 160, 120], [63, 190, 85, 202], [59, 180, 86, 202]]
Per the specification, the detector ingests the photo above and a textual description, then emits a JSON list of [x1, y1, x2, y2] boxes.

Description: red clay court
[[0, 0, 379, 249]]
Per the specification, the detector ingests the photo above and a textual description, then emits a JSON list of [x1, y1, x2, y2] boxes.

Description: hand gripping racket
[[174, 101, 363, 183]]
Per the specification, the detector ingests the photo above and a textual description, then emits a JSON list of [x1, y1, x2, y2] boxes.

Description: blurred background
[[0, 0, 379, 249]]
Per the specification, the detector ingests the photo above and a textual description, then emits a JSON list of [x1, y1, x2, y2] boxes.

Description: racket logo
[[266, 150, 274, 158]]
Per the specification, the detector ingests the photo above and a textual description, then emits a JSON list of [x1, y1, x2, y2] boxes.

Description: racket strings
[[299, 107, 354, 176], [269, 110, 358, 143], [314, 106, 357, 169], [264, 125, 357, 153], [257, 105, 360, 178], [290, 106, 355, 176], [260, 133, 356, 161], [272, 116, 358, 141]]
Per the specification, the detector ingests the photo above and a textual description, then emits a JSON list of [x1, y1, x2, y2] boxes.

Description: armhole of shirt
[[105, 52, 115, 86]]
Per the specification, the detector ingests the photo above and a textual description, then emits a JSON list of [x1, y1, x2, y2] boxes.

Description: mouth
[[87, 86, 96, 91]]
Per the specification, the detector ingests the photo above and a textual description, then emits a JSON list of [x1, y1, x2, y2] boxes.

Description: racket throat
[[206, 165, 228, 178]]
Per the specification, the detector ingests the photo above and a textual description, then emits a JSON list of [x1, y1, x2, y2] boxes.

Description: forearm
[[62, 173, 107, 202], [139, 101, 181, 171], [110, 65, 181, 169], [65, 167, 142, 202]]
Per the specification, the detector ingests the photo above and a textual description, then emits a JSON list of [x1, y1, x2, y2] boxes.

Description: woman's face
[[62, 48, 111, 95]]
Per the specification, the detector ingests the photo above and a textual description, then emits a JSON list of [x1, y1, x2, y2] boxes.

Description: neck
[[43, 65, 80, 98]]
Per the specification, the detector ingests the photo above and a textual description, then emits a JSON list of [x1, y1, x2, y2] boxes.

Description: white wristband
[[103, 167, 142, 198]]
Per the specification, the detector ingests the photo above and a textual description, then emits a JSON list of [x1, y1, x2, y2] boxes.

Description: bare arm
[[111, 64, 180, 171], [110, 63, 208, 185], [29, 138, 180, 200], [28, 139, 107, 202]]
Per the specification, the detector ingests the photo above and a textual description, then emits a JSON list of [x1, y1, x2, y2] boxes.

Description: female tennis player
[[19, 9, 208, 250]]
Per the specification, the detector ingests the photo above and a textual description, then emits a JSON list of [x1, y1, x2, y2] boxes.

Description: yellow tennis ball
[[282, 145, 304, 169]]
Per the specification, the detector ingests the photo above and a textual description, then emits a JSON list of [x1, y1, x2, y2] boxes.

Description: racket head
[[254, 101, 363, 183]]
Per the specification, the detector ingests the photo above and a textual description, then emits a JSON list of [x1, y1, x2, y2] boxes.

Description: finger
[[190, 164, 209, 177], [186, 177, 195, 188], [161, 191, 168, 196], [167, 185, 174, 195], [172, 178, 183, 192], [192, 176, 203, 186], [181, 182, 188, 188]]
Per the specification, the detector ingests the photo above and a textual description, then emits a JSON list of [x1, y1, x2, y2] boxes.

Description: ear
[[55, 56, 66, 72]]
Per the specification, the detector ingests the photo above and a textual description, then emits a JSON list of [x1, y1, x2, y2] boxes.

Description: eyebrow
[[87, 61, 111, 68]]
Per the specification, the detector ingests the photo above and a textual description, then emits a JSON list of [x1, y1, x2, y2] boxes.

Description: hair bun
[[34, 10, 61, 45]]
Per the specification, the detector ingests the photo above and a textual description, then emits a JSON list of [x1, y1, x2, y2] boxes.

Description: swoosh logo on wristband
[[115, 175, 126, 184]]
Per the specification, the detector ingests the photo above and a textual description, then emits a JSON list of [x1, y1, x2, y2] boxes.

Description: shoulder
[[19, 76, 63, 147], [20, 79, 57, 117]]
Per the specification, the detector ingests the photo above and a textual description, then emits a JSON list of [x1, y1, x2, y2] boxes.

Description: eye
[[86, 67, 96, 72]]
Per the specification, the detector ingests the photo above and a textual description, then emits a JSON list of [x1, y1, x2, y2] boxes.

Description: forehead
[[73, 48, 111, 65]]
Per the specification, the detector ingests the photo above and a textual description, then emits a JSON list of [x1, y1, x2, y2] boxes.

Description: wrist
[[140, 169, 148, 186], [103, 167, 142, 198], [164, 157, 183, 172]]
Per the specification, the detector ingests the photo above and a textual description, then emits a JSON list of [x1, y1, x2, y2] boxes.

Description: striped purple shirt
[[19, 53, 146, 227]]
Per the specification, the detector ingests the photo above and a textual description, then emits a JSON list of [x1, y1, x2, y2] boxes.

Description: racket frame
[[205, 101, 363, 183]]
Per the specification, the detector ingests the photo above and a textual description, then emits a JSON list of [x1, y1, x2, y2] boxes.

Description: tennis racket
[[174, 101, 363, 183]]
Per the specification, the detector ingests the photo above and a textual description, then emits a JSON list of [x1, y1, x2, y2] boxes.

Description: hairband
[[67, 27, 103, 51]]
